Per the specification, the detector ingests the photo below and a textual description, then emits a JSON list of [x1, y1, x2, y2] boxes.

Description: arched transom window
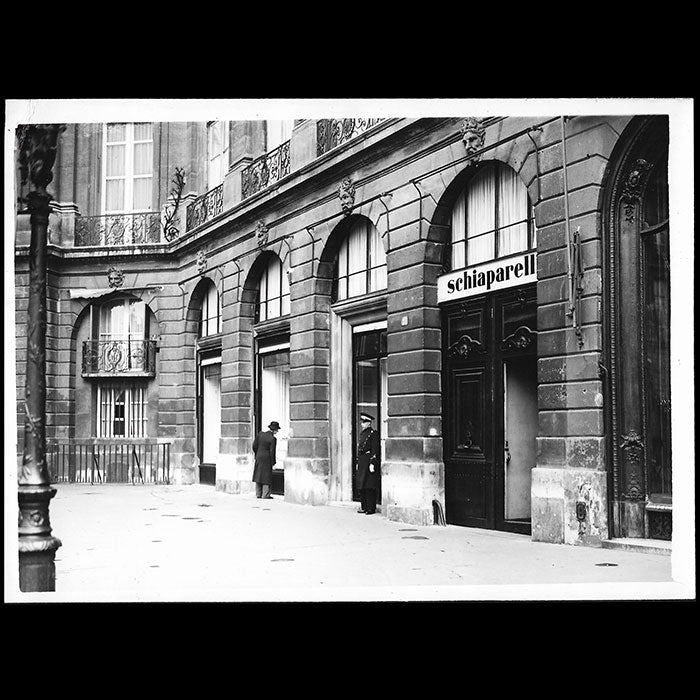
[[333, 217, 387, 302], [199, 279, 221, 337], [451, 162, 536, 269], [256, 255, 290, 322]]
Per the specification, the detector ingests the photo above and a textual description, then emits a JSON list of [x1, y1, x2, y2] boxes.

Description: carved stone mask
[[460, 117, 485, 156]]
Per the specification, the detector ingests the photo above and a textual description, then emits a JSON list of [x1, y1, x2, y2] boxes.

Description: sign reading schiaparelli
[[437, 251, 536, 304]]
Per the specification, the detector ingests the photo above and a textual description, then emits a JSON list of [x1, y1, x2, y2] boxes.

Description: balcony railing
[[82, 339, 157, 377], [185, 183, 223, 231], [316, 118, 386, 156], [47, 439, 171, 484], [74, 212, 162, 247], [241, 140, 291, 199]]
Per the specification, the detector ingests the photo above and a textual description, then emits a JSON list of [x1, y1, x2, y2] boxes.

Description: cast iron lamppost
[[16, 123, 65, 592]]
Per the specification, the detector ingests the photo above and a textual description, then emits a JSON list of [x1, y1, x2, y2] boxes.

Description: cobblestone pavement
[[7, 483, 691, 603]]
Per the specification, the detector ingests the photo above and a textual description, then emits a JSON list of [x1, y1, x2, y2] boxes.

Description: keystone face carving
[[256, 220, 269, 246], [460, 117, 486, 158], [107, 266, 124, 288], [196, 250, 207, 275], [338, 177, 356, 216]]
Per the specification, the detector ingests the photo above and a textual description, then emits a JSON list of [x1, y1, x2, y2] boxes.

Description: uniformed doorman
[[356, 412, 380, 515]]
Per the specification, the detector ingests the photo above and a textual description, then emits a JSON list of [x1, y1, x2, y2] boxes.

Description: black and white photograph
[[4, 98, 695, 603]]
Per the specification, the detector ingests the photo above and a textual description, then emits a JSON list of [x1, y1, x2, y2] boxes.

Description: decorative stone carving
[[448, 334, 486, 359], [621, 158, 652, 222], [256, 220, 269, 246], [338, 177, 356, 216], [460, 117, 486, 158], [501, 325, 536, 351], [620, 429, 645, 500], [196, 250, 207, 276], [107, 266, 124, 288]]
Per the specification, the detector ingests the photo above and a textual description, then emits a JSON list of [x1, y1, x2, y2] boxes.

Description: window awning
[[67, 286, 163, 300]]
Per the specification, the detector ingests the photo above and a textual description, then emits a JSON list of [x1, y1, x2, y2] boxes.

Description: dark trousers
[[360, 488, 376, 514], [255, 482, 271, 498]]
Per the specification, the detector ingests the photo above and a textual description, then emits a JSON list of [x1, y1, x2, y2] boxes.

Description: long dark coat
[[252, 430, 277, 485], [355, 427, 380, 491]]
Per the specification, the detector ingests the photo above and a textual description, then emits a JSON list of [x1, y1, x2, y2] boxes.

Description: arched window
[[451, 162, 536, 269], [199, 280, 221, 337], [333, 217, 387, 302], [256, 255, 290, 322]]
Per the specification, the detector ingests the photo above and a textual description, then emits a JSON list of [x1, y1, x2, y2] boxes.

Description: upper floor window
[[199, 280, 221, 337], [333, 217, 387, 302], [451, 162, 536, 269], [266, 120, 294, 152], [102, 123, 153, 214], [207, 121, 230, 189], [95, 298, 147, 341], [256, 255, 290, 322]]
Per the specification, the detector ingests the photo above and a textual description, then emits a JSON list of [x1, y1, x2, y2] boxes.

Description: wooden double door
[[442, 285, 538, 534]]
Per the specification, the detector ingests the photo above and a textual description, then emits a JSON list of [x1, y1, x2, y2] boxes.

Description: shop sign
[[437, 252, 536, 303]]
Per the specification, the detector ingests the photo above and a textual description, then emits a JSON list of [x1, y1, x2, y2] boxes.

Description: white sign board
[[437, 252, 536, 304]]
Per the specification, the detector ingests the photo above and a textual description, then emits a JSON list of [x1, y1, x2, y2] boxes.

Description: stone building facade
[[13, 112, 674, 547]]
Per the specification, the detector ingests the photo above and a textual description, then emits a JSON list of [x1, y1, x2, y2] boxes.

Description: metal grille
[[74, 212, 162, 246], [185, 184, 224, 231], [316, 118, 385, 156], [241, 140, 291, 199], [46, 440, 171, 484], [82, 340, 157, 376]]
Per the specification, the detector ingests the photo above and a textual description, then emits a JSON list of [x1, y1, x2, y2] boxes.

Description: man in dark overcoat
[[252, 421, 280, 499], [355, 412, 380, 515]]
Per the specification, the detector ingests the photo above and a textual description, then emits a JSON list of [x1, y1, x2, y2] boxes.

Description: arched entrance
[[436, 160, 538, 534], [604, 116, 671, 540]]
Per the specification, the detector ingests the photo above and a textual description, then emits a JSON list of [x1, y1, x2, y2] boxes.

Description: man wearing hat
[[252, 421, 280, 499], [355, 412, 380, 515]]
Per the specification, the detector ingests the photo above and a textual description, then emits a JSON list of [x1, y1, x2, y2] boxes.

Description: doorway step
[[601, 538, 672, 556]]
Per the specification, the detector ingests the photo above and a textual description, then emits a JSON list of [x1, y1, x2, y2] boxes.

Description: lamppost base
[[19, 537, 62, 592]]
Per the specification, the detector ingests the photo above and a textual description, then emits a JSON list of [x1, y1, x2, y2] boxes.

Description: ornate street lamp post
[[16, 124, 65, 592]]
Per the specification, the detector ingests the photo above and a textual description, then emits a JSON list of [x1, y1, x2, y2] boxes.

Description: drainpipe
[[561, 116, 575, 321]]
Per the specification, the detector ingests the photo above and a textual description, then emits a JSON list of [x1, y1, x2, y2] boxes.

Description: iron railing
[[46, 439, 171, 484], [241, 140, 291, 199], [316, 118, 385, 156], [185, 183, 224, 231], [82, 339, 157, 377], [74, 212, 162, 246]]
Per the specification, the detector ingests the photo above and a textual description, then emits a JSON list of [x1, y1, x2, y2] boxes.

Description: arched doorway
[[605, 116, 671, 540], [437, 160, 538, 533]]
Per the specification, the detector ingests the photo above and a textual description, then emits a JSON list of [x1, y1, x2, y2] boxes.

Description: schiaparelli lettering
[[446, 253, 535, 295]]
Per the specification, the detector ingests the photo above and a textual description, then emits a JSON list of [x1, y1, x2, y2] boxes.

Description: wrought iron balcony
[[186, 183, 224, 231], [82, 339, 157, 377], [316, 118, 385, 156], [241, 140, 291, 199], [74, 212, 162, 247]]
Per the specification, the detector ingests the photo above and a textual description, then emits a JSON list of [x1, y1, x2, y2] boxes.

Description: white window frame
[[207, 121, 230, 189], [334, 218, 387, 302], [256, 255, 290, 322], [101, 122, 154, 215], [199, 281, 222, 337], [265, 119, 294, 152], [97, 383, 147, 438]]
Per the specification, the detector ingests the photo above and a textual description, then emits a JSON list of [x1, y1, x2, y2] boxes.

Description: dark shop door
[[442, 285, 537, 534], [352, 328, 387, 505]]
